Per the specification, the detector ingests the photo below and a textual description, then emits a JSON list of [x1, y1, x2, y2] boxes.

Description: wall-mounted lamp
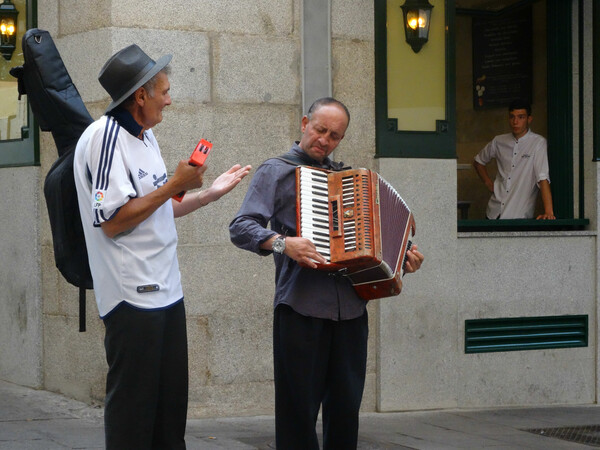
[[0, 0, 18, 61], [400, 0, 433, 53]]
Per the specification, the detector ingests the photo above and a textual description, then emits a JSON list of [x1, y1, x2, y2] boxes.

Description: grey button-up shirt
[[229, 143, 366, 321]]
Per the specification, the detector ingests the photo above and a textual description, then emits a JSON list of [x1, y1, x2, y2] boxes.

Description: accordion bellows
[[296, 166, 416, 301]]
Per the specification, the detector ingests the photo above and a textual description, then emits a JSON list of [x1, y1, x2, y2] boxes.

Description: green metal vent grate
[[465, 315, 588, 354]]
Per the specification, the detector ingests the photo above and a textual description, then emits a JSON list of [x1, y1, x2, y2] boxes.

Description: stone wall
[[34, 0, 379, 417], [0, 166, 42, 388]]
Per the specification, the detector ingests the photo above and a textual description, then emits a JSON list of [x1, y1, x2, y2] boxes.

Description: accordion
[[296, 166, 416, 301]]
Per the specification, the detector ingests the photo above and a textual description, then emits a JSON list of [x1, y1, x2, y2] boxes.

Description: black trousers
[[273, 304, 368, 450], [103, 300, 188, 450]]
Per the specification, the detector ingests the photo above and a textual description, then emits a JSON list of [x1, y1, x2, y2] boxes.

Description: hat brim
[[104, 53, 172, 113]]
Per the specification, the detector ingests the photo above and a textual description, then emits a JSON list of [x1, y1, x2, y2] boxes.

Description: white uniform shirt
[[474, 130, 550, 219], [74, 115, 183, 317]]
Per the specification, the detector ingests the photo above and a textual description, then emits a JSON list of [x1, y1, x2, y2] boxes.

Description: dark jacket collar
[[107, 106, 144, 139]]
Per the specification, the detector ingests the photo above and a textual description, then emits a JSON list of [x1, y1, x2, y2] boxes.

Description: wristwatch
[[272, 235, 286, 254]]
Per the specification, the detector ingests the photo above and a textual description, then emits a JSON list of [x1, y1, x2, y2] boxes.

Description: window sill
[[457, 218, 590, 233]]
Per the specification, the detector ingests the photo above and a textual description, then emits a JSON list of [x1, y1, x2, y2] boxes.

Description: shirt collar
[[514, 129, 531, 143], [291, 142, 347, 171], [107, 107, 144, 139]]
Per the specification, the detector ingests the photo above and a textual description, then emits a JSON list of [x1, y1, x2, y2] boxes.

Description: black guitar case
[[10, 28, 94, 331]]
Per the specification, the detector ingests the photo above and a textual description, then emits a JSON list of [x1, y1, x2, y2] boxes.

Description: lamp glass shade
[[0, 0, 18, 60], [0, 18, 15, 35], [401, 0, 433, 53]]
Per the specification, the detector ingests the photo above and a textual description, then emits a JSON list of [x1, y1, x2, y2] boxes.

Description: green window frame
[[374, 0, 456, 159], [375, 0, 589, 230], [458, 0, 587, 230], [0, 0, 38, 168]]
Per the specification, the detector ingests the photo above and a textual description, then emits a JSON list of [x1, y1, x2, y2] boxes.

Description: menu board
[[472, 7, 532, 109]]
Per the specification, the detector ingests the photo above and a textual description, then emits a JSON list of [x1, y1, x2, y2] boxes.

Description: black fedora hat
[[98, 44, 172, 113]]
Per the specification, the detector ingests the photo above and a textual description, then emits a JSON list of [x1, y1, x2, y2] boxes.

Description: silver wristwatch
[[272, 235, 286, 254]]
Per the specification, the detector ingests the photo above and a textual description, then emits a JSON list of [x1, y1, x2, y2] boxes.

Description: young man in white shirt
[[473, 100, 555, 220]]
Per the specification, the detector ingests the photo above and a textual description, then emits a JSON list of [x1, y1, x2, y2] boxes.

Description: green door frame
[[546, 0, 573, 220]]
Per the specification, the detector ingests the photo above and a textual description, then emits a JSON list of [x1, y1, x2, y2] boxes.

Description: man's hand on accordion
[[403, 244, 424, 274], [284, 236, 328, 269]]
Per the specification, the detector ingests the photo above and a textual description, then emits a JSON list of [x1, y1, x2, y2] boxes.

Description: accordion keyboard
[[298, 167, 332, 260]]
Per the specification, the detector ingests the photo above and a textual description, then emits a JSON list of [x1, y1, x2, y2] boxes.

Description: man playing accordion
[[230, 97, 424, 449]]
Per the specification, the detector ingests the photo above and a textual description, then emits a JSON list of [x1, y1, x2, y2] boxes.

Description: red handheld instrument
[[172, 139, 212, 202]]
